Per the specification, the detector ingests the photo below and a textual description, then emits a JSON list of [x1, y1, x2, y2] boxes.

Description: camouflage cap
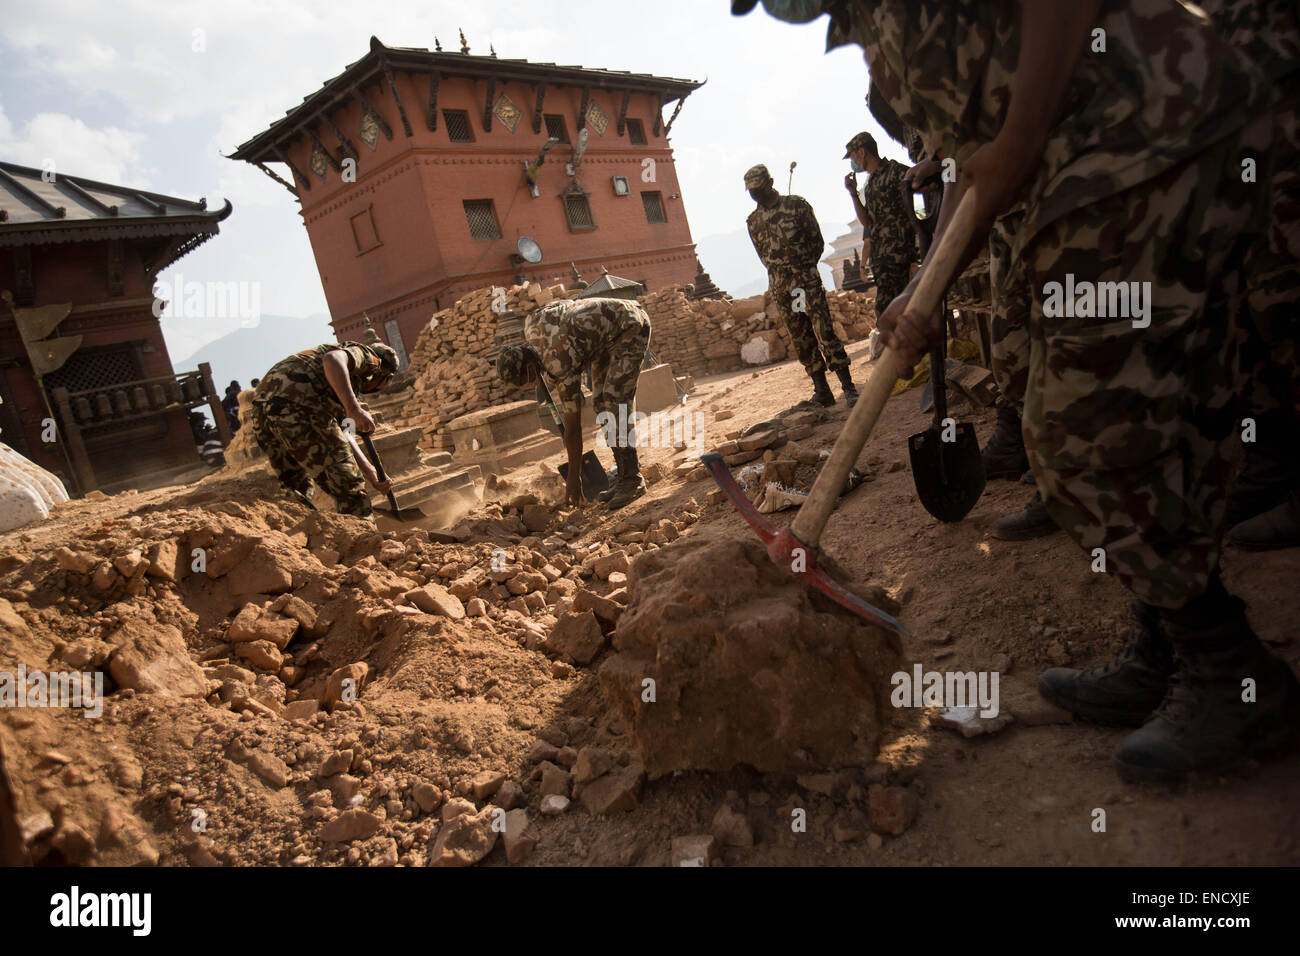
[[369, 342, 400, 374], [496, 345, 531, 386], [743, 164, 773, 189], [844, 131, 877, 159]]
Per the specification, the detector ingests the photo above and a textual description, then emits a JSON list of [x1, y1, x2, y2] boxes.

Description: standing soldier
[[495, 297, 652, 511], [739, 0, 1300, 781], [745, 164, 859, 407], [250, 341, 399, 519], [843, 131, 918, 323]]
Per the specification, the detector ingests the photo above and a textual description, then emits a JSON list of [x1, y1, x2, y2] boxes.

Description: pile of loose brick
[[390, 280, 879, 453], [640, 286, 878, 378]]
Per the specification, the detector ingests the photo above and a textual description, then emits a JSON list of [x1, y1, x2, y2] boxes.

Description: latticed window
[[561, 185, 595, 231], [463, 200, 501, 240], [626, 118, 646, 145], [642, 190, 667, 224], [45, 345, 144, 396], [443, 109, 474, 142], [544, 114, 569, 143]]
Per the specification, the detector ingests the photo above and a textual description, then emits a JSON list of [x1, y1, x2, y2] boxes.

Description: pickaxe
[[703, 190, 980, 638]]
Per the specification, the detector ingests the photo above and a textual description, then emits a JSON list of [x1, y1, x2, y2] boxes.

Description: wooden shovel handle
[[359, 431, 402, 513], [790, 189, 981, 548]]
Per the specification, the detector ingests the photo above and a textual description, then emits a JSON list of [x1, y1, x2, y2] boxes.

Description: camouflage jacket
[[747, 195, 826, 273], [1198, 0, 1300, 83], [862, 157, 917, 268], [252, 343, 384, 417], [823, 0, 1270, 252], [523, 298, 650, 416]]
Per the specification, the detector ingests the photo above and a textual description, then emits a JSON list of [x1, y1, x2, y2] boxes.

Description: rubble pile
[[639, 287, 877, 378], [0, 477, 707, 866], [599, 533, 903, 776], [389, 282, 576, 451]]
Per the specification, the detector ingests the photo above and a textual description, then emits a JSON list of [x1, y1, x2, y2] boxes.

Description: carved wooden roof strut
[[253, 161, 298, 197], [352, 87, 393, 140], [306, 128, 343, 172], [426, 71, 440, 132], [376, 49, 414, 137], [482, 78, 496, 132], [664, 96, 686, 136], [319, 112, 358, 159], [652, 94, 666, 137], [272, 144, 312, 191], [577, 86, 590, 132], [616, 89, 631, 136], [532, 82, 547, 134]]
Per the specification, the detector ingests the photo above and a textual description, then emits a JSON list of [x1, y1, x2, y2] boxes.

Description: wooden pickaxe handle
[[790, 189, 981, 548], [359, 431, 401, 514]]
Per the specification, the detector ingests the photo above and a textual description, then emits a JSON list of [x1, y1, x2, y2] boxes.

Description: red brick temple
[[0, 161, 232, 495], [229, 35, 704, 358]]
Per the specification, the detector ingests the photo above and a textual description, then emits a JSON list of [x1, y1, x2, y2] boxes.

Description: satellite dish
[[517, 236, 543, 263]]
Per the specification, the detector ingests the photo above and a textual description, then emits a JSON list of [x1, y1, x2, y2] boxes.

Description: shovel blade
[[908, 422, 986, 523], [375, 505, 426, 523], [556, 451, 611, 499]]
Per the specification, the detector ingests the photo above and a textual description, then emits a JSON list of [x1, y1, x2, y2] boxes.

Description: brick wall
[[641, 286, 879, 378]]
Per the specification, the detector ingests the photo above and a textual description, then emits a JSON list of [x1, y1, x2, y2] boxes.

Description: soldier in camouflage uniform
[[1202, 0, 1300, 549], [250, 341, 399, 519], [738, 0, 1300, 781], [745, 164, 859, 407], [496, 297, 651, 510], [843, 131, 917, 325]]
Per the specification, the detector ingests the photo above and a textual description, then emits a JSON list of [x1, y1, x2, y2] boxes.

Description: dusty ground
[[2, 341, 1297, 866]]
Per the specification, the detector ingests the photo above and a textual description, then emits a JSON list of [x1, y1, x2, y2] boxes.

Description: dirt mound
[[600, 534, 902, 776]]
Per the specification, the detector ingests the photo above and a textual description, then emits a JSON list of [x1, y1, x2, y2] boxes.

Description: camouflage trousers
[[988, 212, 1031, 414], [870, 256, 913, 328], [1237, 76, 1300, 480], [1021, 115, 1273, 608], [593, 319, 651, 449], [250, 399, 372, 517], [769, 265, 850, 375]]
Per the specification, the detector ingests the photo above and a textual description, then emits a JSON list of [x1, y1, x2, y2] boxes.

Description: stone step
[[383, 467, 479, 511]]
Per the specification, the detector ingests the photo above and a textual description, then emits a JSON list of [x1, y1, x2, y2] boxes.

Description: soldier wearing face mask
[[843, 130, 919, 325], [745, 163, 860, 407]]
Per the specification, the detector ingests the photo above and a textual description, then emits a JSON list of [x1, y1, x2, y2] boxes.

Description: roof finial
[[434, 36, 442, 52], [459, 28, 470, 54], [490, 42, 497, 57]]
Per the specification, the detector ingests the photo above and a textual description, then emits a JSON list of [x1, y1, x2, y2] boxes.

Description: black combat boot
[[1037, 601, 1173, 726], [808, 371, 835, 408], [834, 366, 859, 408], [1113, 591, 1300, 783], [982, 404, 1029, 480], [1227, 490, 1300, 549], [596, 468, 619, 502], [605, 447, 647, 511], [992, 490, 1060, 540]]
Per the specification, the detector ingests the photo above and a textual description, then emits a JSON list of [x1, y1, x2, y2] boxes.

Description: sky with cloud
[[1, 0, 908, 357]]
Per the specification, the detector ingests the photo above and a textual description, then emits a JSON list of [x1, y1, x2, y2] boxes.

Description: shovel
[[359, 432, 426, 521], [702, 189, 982, 637], [556, 450, 612, 500], [908, 324, 985, 522]]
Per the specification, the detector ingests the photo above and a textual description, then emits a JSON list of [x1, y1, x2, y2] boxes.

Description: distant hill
[[693, 227, 765, 298], [170, 313, 334, 394], [693, 227, 836, 301]]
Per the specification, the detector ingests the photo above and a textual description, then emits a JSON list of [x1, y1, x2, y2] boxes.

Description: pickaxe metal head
[[701, 453, 909, 637]]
